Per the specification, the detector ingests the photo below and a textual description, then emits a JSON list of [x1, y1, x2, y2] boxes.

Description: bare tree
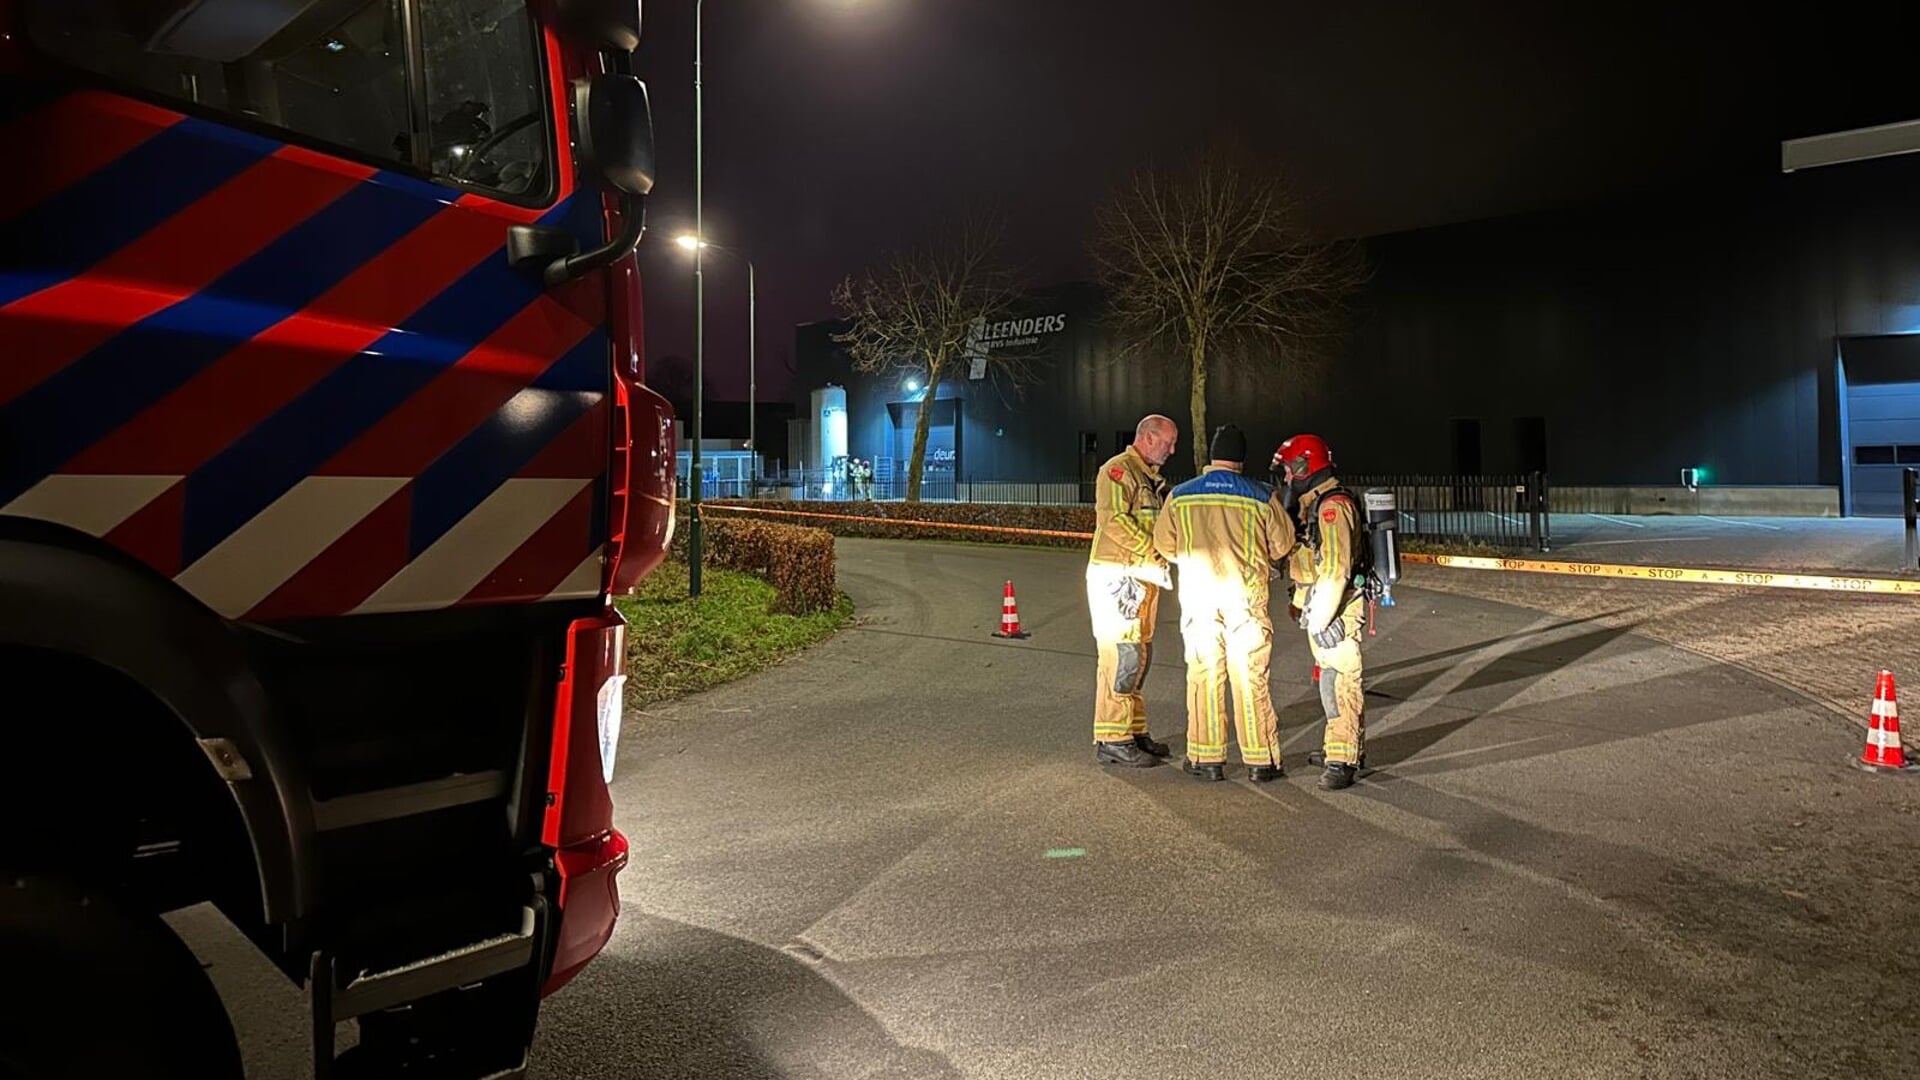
[[831, 215, 1033, 502], [1092, 155, 1367, 471]]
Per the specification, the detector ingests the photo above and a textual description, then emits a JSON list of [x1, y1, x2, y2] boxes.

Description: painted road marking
[[1564, 536, 1716, 548], [1702, 516, 1784, 531]]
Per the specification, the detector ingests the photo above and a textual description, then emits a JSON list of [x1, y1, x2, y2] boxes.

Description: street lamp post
[[690, 0, 706, 596], [692, 0, 856, 584], [748, 257, 756, 477], [677, 234, 756, 493]]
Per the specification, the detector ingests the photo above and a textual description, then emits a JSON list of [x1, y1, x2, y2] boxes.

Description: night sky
[[630, 1, 1918, 405]]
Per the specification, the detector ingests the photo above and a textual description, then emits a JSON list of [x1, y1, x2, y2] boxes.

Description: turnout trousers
[[1088, 565, 1161, 743], [1308, 604, 1367, 766], [1182, 603, 1281, 767]]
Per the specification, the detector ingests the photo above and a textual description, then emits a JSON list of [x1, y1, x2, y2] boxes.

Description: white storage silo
[[812, 385, 848, 468]]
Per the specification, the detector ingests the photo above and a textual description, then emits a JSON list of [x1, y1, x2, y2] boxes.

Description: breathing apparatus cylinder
[[1364, 488, 1401, 606]]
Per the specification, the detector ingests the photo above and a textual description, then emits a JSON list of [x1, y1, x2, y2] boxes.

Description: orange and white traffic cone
[[1856, 670, 1914, 774], [992, 580, 1031, 640]]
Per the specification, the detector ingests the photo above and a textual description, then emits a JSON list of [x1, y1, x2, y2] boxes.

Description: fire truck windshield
[[28, 0, 555, 202]]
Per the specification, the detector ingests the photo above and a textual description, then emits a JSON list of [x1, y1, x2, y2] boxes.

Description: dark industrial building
[[792, 152, 1920, 515]]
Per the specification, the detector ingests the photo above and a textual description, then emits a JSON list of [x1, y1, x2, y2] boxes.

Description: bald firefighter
[[1088, 414, 1178, 767], [1274, 433, 1367, 790], [1152, 426, 1296, 782]]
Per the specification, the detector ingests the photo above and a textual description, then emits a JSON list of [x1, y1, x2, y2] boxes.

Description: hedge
[[705, 500, 1097, 550], [670, 516, 838, 614]]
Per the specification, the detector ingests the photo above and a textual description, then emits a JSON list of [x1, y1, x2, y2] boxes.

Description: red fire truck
[[0, 1, 671, 1075]]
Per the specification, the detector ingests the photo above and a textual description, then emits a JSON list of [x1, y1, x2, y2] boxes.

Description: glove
[[1137, 561, 1173, 591], [1110, 577, 1144, 620], [1312, 623, 1345, 650]]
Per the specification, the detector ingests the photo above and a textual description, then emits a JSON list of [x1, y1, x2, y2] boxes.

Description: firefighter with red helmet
[[1273, 433, 1367, 790]]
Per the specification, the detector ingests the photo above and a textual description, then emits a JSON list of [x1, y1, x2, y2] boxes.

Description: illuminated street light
[[675, 233, 757, 496], [691, 0, 863, 594], [689, 0, 710, 595]]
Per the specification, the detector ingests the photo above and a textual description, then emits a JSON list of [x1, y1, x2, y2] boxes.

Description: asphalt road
[[1545, 514, 1915, 573], [184, 538, 1920, 1078]]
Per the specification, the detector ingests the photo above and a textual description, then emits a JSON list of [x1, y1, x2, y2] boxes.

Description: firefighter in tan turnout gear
[[1152, 425, 1296, 782], [1275, 433, 1368, 790], [1088, 415, 1178, 768]]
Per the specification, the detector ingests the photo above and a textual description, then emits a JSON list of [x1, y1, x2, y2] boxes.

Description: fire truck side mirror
[[507, 224, 579, 272], [557, 0, 643, 53], [575, 74, 656, 198], [532, 74, 653, 285]]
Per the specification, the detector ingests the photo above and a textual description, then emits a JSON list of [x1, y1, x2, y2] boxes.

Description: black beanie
[[1209, 424, 1247, 464]]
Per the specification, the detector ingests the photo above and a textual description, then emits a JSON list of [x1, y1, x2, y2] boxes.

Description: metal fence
[[1544, 485, 1637, 516], [686, 465, 1554, 551], [1346, 472, 1550, 552], [676, 476, 758, 500], [1906, 467, 1918, 570], [744, 470, 1094, 505]]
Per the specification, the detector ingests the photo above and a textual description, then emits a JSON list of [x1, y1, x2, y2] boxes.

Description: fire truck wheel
[[0, 871, 243, 1080]]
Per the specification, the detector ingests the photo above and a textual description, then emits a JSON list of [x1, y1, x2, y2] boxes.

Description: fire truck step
[[311, 770, 510, 832], [311, 906, 539, 1079], [323, 905, 536, 1020]]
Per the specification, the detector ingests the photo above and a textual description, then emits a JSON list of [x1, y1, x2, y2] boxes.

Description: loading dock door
[[887, 398, 960, 498], [1842, 336, 1920, 516]]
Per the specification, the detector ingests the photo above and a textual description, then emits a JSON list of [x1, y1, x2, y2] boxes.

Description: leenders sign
[[965, 313, 1069, 379]]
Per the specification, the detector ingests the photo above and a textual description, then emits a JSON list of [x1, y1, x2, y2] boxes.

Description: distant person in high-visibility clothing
[[1088, 414, 1178, 767], [1152, 425, 1296, 782], [1274, 433, 1367, 790]]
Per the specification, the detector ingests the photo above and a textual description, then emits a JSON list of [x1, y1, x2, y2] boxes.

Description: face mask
[[1290, 464, 1336, 502]]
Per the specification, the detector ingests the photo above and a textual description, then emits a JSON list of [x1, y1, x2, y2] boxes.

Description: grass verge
[[615, 559, 854, 708]]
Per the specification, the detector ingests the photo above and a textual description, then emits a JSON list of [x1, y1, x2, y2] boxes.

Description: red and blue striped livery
[[0, 1, 672, 1073]]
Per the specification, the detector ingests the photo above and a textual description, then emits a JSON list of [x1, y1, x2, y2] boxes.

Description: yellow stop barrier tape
[[703, 504, 1920, 597], [700, 502, 1097, 541], [1402, 553, 1920, 597]]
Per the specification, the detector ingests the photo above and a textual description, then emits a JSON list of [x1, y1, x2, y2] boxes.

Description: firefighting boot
[[1246, 764, 1284, 784], [1097, 741, 1163, 768], [1133, 733, 1172, 758], [1308, 750, 1367, 769], [1318, 761, 1357, 791], [1181, 759, 1226, 782]]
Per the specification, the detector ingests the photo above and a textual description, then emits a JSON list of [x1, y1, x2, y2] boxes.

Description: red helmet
[[1272, 434, 1335, 480]]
